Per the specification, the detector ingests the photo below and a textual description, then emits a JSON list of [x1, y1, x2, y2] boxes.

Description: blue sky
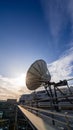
[[0, 0, 51, 77], [0, 0, 72, 77], [0, 0, 73, 99]]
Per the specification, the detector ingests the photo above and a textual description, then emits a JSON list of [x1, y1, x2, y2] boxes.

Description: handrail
[[39, 113, 67, 125], [22, 105, 73, 119], [21, 105, 73, 130]]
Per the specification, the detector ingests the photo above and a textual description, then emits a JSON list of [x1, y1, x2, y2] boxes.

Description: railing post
[[51, 113, 55, 126], [65, 112, 70, 130]]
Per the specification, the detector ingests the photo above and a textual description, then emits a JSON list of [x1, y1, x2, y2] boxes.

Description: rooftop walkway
[[18, 105, 56, 130]]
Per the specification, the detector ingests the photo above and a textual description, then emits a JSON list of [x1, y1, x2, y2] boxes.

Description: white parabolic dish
[[26, 59, 51, 90]]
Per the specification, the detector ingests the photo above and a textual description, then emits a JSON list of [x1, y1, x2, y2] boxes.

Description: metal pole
[[44, 86, 53, 109], [54, 85, 59, 112], [65, 112, 71, 130], [48, 85, 55, 126], [67, 78, 73, 81]]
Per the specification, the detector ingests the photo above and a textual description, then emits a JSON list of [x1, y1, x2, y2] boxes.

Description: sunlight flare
[[12, 73, 26, 87]]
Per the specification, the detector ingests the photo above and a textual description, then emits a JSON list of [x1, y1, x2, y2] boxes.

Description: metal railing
[[21, 105, 73, 130]]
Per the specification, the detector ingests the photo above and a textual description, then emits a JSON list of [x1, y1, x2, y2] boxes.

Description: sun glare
[[13, 73, 26, 87]]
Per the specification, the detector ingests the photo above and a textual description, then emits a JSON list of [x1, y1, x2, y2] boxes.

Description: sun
[[13, 73, 26, 87]]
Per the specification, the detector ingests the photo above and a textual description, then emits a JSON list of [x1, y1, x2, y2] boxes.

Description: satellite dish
[[26, 59, 51, 90]]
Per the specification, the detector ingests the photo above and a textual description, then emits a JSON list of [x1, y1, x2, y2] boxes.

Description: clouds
[[67, 0, 73, 39], [41, 0, 73, 45], [48, 47, 73, 82], [0, 46, 73, 100], [46, 0, 66, 40], [1, 0, 73, 99], [0, 73, 29, 100]]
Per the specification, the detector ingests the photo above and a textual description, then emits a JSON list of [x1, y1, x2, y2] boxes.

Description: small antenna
[[66, 78, 73, 81]]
